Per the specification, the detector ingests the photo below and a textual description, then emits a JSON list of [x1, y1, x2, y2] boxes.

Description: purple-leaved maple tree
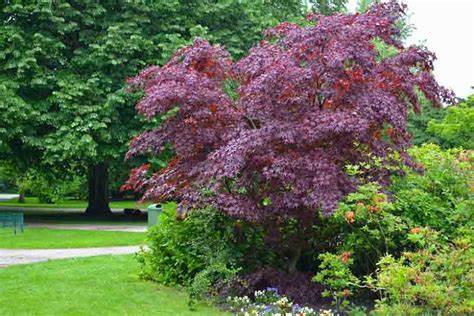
[[124, 1, 453, 271]]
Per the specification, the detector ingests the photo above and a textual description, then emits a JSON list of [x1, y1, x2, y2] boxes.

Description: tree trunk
[[85, 162, 112, 216], [287, 243, 303, 274], [18, 192, 25, 203]]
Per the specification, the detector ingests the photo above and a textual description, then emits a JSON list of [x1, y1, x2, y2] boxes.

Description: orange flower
[[322, 99, 335, 110], [410, 227, 421, 234], [345, 211, 355, 223], [387, 127, 394, 138], [341, 251, 352, 264], [415, 275, 422, 284], [341, 289, 351, 297], [373, 194, 386, 204], [368, 205, 381, 214], [372, 129, 381, 140], [356, 202, 365, 209]]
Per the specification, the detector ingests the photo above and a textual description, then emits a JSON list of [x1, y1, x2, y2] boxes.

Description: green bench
[[0, 211, 24, 235]]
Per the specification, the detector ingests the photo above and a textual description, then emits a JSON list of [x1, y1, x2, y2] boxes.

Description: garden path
[[0, 194, 19, 201], [0, 246, 141, 268], [28, 223, 147, 232]]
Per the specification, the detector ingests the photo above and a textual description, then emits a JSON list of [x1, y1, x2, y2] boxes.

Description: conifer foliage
[[125, 1, 453, 224]]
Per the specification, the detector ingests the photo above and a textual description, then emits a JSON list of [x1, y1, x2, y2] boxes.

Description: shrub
[[137, 205, 270, 292], [316, 183, 408, 275], [313, 252, 360, 311], [367, 229, 474, 315], [391, 144, 472, 237], [16, 169, 85, 203], [407, 93, 447, 146], [427, 95, 474, 149]]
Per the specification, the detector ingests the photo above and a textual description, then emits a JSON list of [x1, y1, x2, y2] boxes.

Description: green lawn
[[0, 197, 151, 209], [0, 228, 145, 249], [0, 255, 227, 316]]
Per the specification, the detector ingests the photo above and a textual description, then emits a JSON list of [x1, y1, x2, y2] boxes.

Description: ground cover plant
[[0, 228, 145, 249], [0, 255, 226, 316], [122, 1, 474, 314]]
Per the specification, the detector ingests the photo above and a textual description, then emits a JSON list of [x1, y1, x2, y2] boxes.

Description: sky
[[347, 0, 474, 99]]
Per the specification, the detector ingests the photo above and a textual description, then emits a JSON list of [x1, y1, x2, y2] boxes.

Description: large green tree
[[0, 0, 304, 215]]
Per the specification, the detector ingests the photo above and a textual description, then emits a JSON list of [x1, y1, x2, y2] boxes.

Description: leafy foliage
[[367, 230, 474, 315], [126, 1, 453, 271], [314, 252, 360, 310], [427, 95, 474, 149], [137, 205, 270, 288], [407, 94, 447, 146], [0, 0, 304, 205], [309, 0, 348, 15], [16, 169, 85, 203], [221, 267, 327, 306], [323, 183, 408, 275], [391, 144, 473, 237]]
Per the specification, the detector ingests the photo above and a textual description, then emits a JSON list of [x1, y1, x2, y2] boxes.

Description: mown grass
[[0, 197, 151, 210], [0, 228, 145, 249], [0, 255, 227, 315]]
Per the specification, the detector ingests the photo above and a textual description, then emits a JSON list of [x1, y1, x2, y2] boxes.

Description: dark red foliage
[[125, 1, 454, 224], [218, 267, 329, 306]]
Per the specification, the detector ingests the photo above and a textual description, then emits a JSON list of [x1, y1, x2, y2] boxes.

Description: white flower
[[318, 309, 334, 316]]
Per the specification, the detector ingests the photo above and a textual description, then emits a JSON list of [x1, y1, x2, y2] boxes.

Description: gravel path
[[28, 223, 147, 233], [0, 246, 141, 268]]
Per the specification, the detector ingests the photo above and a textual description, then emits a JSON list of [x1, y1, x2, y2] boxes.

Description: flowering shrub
[[391, 144, 473, 237], [317, 183, 408, 275], [366, 230, 474, 314], [313, 252, 360, 311], [125, 0, 453, 272], [226, 288, 333, 316]]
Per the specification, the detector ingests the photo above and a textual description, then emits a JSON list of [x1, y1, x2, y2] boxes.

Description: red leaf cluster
[[125, 1, 454, 223]]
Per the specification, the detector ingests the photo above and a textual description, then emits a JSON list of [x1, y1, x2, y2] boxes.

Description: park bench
[[0, 210, 24, 235]]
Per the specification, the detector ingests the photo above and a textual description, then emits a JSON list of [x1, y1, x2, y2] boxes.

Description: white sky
[[347, 0, 474, 98]]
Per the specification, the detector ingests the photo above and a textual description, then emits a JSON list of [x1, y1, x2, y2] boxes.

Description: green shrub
[[313, 252, 360, 311], [391, 144, 473, 237], [320, 183, 408, 275], [16, 169, 85, 203], [407, 93, 447, 147], [137, 205, 271, 295], [427, 95, 474, 149], [367, 229, 474, 315]]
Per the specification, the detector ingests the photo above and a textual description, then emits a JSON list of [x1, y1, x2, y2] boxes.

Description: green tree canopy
[[407, 95, 448, 146], [0, 0, 305, 214], [427, 95, 474, 149]]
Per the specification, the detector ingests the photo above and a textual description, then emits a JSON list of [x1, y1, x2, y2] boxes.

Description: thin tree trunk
[[85, 162, 112, 216], [288, 243, 303, 273], [18, 192, 25, 203]]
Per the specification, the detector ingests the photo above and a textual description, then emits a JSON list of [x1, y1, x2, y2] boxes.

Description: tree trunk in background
[[18, 192, 25, 203], [85, 162, 112, 216]]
